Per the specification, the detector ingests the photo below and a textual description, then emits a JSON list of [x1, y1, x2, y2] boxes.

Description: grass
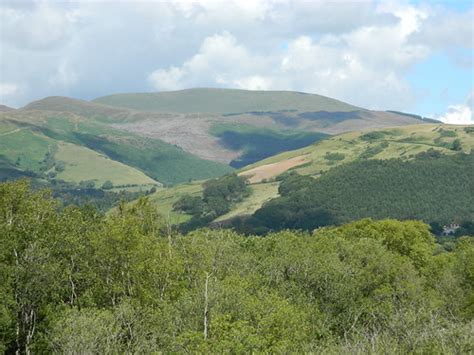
[[54, 142, 159, 187], [148, 180, 280, 223], [214, 182, 279, 221], [28, 115, 233, 185], [145, 123, 474, 223], [43, 116, 233, 185], [93, 88, 361, 114], [72, 133, 233, 185], [242, 124, 474, 177], [0, 121, 18, 134], [0, 129, 56, 173], [0, 113, 233, 186], [148, 182, 204, 224]]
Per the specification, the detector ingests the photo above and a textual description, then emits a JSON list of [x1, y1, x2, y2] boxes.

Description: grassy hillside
[[0, 118, 160, 188], [94, 88, 361, 114], [54, 142, 157, 187], [23, 96, 128, 119], [0, 104, 14, 112], [149, 124, 474, 224], [241, 124, 474, 180], [0, 109, 232, 187], [19, 92, 434, 171], [0, 91, 443, 202]]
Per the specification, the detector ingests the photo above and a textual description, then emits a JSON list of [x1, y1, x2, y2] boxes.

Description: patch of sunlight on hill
[[55, 142, 159, 188]]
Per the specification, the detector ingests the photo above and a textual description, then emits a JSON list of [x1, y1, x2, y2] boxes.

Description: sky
[[0, 0, 473, 124]]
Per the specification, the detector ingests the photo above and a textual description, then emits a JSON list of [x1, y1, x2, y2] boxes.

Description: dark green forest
[[238, 151, 474, 234], [1, 181, 473, 353]]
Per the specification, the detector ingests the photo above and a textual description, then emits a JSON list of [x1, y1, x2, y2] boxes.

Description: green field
[[243, 124, 473, 176], [94, 88, 361, 114], [214, 181, 279, 222], [0, 111, 232, 186], [0, 128, 56, 173], [54, 142, 159, 187], [148, 182, 203, 224], [0, 92, 460, 199]]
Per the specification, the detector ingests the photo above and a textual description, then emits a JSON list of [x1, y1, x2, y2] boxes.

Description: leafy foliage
[[174, 174, 250, 229], [324, 152, 345, 161], [0, 180, 472, 353]]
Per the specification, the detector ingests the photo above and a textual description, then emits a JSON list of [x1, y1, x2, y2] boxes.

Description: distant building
[[442, 223, 460, 236]]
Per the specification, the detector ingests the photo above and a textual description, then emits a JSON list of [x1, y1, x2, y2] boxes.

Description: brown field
[[239, 155, 309, 183]]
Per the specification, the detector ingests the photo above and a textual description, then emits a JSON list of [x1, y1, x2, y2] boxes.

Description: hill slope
[[93, 88, 433, 165], [1, 89, 441, 198], [0, 104, 14, 112], [94, 88, 361, 113], [149, 124, 474, 226], [247, 152, 474, 233], [0, 105, 232, 187]]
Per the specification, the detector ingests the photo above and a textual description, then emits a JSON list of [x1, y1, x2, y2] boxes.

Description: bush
[[79, 180, 96, 189], [452, 139, 462, 151], [324, 152, 345, 161], [54, 161, 65, 172], [101, 180, 114, 190]]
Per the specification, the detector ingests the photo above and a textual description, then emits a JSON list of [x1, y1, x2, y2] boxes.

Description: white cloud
[[0, 83, 21, 104], [148, 67, 185, 91], [409, 8, 474, 49], [49, 60, 79, 87], [148, 32, 269, 91], [0, 0, 472, 112], [233, 76, 273, 90], [437, 105, 473, 125], [437, 91, 474, 125], [0, 2, 82, 51], [148, 3, 430, 110], [0, 83, 19, 96]]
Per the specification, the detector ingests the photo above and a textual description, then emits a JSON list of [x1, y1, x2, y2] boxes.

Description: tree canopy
[[0, 180, 472, 353]]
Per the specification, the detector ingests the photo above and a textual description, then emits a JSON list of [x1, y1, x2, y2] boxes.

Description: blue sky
[[408, 51, 472, 116], [0, 0, 472, 123]]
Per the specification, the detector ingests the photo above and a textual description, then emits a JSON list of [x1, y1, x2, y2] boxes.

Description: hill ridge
[[93, 87, 363, 114]]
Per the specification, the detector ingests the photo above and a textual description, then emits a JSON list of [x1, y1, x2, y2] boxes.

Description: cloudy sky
[[0, 0, 472, 123]]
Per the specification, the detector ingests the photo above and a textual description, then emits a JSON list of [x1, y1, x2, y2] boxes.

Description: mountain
[[0, 98, 232, 189], [149, 124, 474, 226], [94, 88, 361, 113], [0, 104, 14, 112], [94, 88, 431, 166], [0, 88, 439, 202]]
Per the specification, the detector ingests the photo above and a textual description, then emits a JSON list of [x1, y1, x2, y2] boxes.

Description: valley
[[0, 88, 434, 190], [2, 2, 473, 353]]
